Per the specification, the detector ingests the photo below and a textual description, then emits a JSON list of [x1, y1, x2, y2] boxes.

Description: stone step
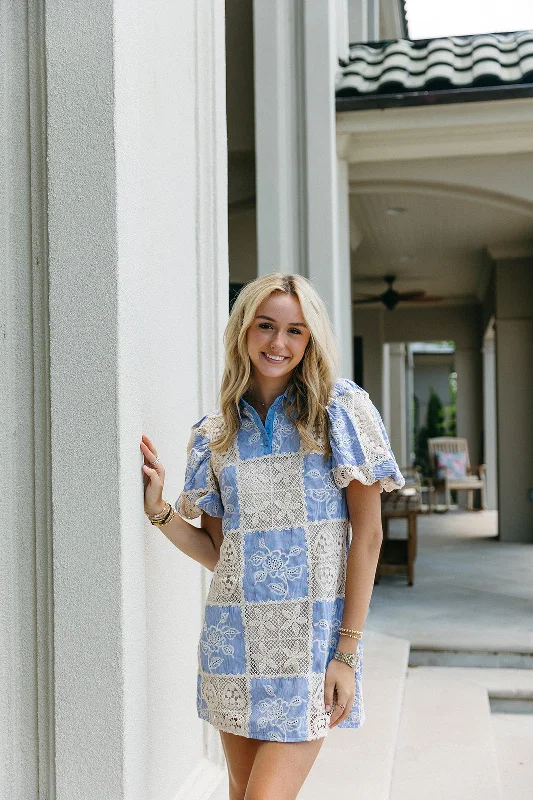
[[300, 629, 410, 800], [491, 712, 533, 800], [409, 648, 533, 670], [406, 665, 533, 700], [389, 668, 503, 800]]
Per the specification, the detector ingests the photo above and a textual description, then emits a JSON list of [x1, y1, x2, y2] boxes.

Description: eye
[[258, 322, 273, 330], [289, 328, 302, 335]]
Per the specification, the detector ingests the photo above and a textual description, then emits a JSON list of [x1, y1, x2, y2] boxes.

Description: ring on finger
[[149, 457, 160, 466]]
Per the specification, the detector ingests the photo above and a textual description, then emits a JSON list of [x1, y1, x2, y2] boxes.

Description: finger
[[329, 691, 344, 727], [324, 674, 335, 715], [330, 694, 354, 729], [140, 440, 159, 464]]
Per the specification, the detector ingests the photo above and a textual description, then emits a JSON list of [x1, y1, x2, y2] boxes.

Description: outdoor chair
[[427, 437, 486, 511]]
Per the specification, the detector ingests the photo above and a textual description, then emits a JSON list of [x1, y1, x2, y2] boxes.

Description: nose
[[270, 330, 286, 352]]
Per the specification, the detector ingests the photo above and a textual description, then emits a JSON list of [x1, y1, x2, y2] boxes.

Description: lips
[[262, 352, 288, 363]]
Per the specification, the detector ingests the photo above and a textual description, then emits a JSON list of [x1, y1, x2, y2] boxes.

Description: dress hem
[[198, 713, 365, 742]]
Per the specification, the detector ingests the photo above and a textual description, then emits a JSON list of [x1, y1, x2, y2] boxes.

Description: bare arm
[[340, 478, 383, 649], [326, 479, 383, 728], [140, 434, 223, 571], [153, 511, 222, 572]]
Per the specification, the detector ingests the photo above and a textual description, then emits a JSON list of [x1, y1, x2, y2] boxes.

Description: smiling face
[[246, 291, 311, 390]]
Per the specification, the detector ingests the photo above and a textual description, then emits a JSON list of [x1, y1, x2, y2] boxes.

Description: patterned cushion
[[434, 450, 467, 480]]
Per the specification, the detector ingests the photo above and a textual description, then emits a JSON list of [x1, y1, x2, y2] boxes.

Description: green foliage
[[445, 371, 457, 437], [415, 388, 448, 477]]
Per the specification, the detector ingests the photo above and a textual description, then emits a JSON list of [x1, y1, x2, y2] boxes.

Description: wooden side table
[[375, 492, 420, 586]]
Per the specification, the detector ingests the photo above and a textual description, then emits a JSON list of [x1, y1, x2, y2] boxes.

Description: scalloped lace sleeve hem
[[176, 490, 224, 520], [332, 464, 405, 493]]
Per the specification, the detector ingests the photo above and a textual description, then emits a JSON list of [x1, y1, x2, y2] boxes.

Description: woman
[[140, 273, 404, 799]]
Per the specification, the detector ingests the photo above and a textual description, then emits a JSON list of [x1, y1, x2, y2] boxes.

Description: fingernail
[[325, 705, 331, 713]]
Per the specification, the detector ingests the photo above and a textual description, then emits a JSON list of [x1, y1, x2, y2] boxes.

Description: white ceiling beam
[[337, 97, 533, 162]]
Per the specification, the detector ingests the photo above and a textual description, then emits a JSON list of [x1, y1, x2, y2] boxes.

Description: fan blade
[[352, 296, 382, 304], [352, 291, 381, 299], [408, 295, 445, 303], [397, 291, 426, 301]]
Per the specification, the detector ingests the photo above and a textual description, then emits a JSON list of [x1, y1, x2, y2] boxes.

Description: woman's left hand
[[324, 657, 356, 728]]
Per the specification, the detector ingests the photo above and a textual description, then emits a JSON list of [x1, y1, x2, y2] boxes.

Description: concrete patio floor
[[367, 509, 533, 654]]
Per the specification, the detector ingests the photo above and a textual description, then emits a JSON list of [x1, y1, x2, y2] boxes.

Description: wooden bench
[[375, 491, 420, 586]]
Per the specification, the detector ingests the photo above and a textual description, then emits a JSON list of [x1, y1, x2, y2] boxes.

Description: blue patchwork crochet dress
[[176, 378, 404, 742]]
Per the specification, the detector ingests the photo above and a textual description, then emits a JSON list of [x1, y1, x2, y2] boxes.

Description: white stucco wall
[[3, 1, 228, 799]]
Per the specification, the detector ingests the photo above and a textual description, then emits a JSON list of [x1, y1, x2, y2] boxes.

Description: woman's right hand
[[140, 434, 166, 516]]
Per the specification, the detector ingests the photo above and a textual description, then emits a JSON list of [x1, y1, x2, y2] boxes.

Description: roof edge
[[336, 82, 533, 112]]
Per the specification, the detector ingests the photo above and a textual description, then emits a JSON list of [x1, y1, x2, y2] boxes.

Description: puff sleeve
[[176, 417, 224, 519], [327, 380, 405, 492]]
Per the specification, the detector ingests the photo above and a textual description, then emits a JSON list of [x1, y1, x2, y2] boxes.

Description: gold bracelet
[[147, 501, 171, 520], [339, 627, 363, 639], [147, 501, 175, 526], [333, 650, 358, 669], [339, 631, 362, 640], [151, 506, 175, 527]]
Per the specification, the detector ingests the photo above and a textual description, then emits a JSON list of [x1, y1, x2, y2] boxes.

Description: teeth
[[264, 353, 285, 362]]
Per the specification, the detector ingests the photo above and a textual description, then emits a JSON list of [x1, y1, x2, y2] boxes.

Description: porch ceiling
[[349, 188, 533, 304]]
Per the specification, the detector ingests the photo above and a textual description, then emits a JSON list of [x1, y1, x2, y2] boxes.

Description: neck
[[247, 374, 292, 407]]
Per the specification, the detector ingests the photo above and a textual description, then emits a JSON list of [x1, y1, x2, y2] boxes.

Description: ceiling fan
[[352, 274, 444, 311]]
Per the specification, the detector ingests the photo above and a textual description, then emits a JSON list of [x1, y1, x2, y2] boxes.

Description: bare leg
[[244, 738, 325, 800], [220, 731, 261, 800]]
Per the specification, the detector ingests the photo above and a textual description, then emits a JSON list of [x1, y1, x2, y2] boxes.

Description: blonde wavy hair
[[211, 272, 340, 456]]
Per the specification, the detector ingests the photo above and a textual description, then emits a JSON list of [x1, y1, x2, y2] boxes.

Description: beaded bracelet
[[339, 627, 363, 640]]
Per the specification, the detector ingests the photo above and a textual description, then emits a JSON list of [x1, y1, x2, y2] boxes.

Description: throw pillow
[[434, 450, 467, 480]]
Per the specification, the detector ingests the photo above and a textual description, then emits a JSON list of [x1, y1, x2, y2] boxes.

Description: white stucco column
[[381, 342, 391, 433], [482, 331, 498, 510], [388, 342, 407, 466], [253, 0, 304, 276], [405, 344, 415, 463], [454, 346, 483, 470], [253, 0, 353, 378], [43, 2, 228, 799], [347, 0, 369, 42], [336, 156, 354, 379], [493, 256, 533, 542]]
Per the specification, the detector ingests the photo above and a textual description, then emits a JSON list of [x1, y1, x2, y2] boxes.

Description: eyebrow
[[255, 314, 308, 327]]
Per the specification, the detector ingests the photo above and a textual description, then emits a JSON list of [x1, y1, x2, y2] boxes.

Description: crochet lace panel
[[200, 674, 250, 737], [236, 453, 308, 534], [307, 519, 347, 601], [206, 531, 244, 606], [244, 600, 312, 677]]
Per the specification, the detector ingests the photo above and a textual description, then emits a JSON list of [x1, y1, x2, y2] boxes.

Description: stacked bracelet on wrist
[[147, 500, 175, 527], [333, 650, 358, 669], [338, 627, 363, 641]]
